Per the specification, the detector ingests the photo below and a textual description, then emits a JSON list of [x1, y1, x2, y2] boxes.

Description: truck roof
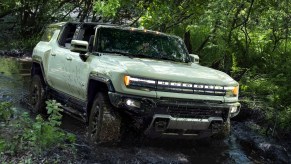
[[48, 22, 175, 38]]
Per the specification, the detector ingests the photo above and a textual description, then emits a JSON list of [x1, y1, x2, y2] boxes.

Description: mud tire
[[29, 75, 46, 114], [212, 119, 231, 140], [88, 92, 121, 144]]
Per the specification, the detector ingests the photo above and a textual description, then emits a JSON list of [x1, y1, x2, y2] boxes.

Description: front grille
[[167, 107, 224, 119], [156, 100, 229, 121]]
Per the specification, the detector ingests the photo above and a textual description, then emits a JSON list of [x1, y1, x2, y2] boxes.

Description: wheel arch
[[86, 74, 115, 120], [31, 61, 47, 85]]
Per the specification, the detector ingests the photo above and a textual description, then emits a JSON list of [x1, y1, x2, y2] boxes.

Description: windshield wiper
[[130, 53, 151, 58], [157, 56, 181, 62], [131, 53, 182, 62]]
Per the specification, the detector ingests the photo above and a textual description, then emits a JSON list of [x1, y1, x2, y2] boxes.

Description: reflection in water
[[0, 57, 30, 103], [0, 57, 20, 75]]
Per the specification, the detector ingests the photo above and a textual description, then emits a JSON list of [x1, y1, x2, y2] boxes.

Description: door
[[47, 46, 72, 94], [63, 51, 90, 101]]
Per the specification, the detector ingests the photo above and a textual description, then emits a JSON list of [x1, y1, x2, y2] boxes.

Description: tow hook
[[211, 121, 223, 133], [154, 118, 169, 132]]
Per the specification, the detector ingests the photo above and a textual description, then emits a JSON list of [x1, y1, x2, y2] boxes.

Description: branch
[[0, 7, 24, 18], [232, 0, 254, 30], [164, 12, 195, 31], [227, 3, 245, 43], [129, 15, 142, 26], [195, 20, 220, 53], [52, 0, 76, 14], [60, 6, 77, 21]]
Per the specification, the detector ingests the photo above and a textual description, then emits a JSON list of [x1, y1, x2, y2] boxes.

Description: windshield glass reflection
[[96, 27, 189, 63]]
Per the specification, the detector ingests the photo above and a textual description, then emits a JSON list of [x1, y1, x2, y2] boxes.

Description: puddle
[[0, 56, 272, 163], [0, 57, 31, 103]]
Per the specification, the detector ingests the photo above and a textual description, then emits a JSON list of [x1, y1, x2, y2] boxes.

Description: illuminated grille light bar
[[156, 80, 226, 96], [124, 76, 230, 96]]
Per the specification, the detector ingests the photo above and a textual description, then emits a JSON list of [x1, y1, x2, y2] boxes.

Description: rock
[[232, 121, 289, 163], [232, 101, 266, 122], [258, 143, 289, 164]]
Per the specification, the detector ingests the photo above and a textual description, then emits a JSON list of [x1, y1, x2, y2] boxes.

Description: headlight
[[225, 86, 239, 97], [124, 75, 156, 90]]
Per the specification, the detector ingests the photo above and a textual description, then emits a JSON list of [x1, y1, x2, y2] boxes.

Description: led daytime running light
[[124, 75, 130, 86], [225, 86, 239, 97], [232, 86, 239, 96]]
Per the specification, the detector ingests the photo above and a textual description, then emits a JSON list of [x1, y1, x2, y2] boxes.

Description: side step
[[61, 106, 87, 123]]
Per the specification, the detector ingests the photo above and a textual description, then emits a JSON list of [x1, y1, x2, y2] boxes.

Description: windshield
[[96, 27, 189, 63]]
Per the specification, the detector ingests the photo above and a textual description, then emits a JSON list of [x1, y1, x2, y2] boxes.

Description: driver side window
[[58, 24, 77, 49]]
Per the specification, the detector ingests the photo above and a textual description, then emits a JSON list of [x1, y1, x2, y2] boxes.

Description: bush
[[0, 36, 39, 52], [0, 102, 13, 122], [0, 100, 76, 160], [239, 72, 291, 137]]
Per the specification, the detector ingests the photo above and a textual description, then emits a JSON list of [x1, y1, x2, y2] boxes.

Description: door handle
[[66, 57, 72, 61], [51, 53, 56, 56]]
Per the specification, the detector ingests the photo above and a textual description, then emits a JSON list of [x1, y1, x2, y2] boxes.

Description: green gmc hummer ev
[[30, 22, 240, 143]]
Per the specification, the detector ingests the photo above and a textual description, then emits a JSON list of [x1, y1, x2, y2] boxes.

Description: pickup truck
[[30, 22, 240, 143]]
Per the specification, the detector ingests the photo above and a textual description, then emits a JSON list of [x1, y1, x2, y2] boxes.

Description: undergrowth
[[240, 73, 291, 139], [0, 100, 76, 162], [0, 37, 39, 52]]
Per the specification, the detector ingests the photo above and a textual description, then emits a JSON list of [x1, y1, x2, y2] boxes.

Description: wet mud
[[0, 56, 289, 163]]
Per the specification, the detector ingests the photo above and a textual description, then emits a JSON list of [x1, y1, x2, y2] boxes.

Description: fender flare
[[88, 73, 115, 92], [31, 59, 48, 85]]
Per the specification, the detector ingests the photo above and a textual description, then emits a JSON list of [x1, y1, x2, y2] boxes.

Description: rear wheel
[[29, 75, 46, 114], [88, 92, 121, 144]]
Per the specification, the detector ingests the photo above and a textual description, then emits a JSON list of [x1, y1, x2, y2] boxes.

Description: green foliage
[[240, 76, 278, 98], [0, 139, 5, 152], [46, 100, 63, 126], [22, 100, 75, 153], [94, 0, 120, 18], [0, 36, 40, 51], [0, 102, 13, 122], [278, 107, 291, 133], [0, 0, 82, 41], [0, 100, 76, 157]]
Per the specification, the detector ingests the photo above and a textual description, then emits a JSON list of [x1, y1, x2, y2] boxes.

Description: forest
[[0, 0, 290, 163]]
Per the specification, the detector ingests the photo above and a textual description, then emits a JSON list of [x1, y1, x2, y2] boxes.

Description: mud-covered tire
[[29, 75, 46, 114], [88, 92, 121, 144], [212, 120, 231, 140]]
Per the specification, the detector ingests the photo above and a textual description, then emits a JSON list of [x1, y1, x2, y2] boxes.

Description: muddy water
[[0, 57, 30, 105], [0, 56, 266, 163]]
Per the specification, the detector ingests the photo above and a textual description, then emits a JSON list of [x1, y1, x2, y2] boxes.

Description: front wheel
[[88, 92, 121, 144], [29, 75, 46, 114], [212, 119, 231, 140]]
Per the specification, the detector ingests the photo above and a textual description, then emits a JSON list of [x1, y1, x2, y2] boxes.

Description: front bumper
[[108, 92, 240, 138]]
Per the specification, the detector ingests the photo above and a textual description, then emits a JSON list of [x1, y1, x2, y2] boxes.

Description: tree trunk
[[184, 31, 192, 54]]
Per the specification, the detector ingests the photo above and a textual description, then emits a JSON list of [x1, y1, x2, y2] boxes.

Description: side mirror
[[189, 54, 199, 64], [70, 40, 88, 53]]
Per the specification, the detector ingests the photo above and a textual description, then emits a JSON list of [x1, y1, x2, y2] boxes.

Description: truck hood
[[101, 55, 238, 86]]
